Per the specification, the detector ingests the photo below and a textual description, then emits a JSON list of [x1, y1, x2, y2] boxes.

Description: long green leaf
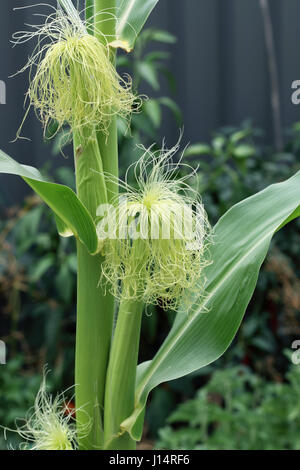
[[0, 150, 98, 254], [116, 0, 159, 51], [122, 170, 300, 440]]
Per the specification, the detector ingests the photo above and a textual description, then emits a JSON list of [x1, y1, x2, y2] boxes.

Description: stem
[[74, 128, 114, 450], [98, 120, 119, 204], [94, 0, 119, 204], [74, 0, 119, 450], [103, 297, 144, 450], [95, 0, 135, 450]]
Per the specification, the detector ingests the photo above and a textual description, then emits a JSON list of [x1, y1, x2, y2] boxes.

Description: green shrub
[[156, 360, 300, 450]]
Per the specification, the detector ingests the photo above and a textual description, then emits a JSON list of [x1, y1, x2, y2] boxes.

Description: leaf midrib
[[117, 0, 136, 36]]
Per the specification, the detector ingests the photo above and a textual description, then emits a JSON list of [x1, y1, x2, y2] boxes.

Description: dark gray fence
[[1, 0, 300, 204]]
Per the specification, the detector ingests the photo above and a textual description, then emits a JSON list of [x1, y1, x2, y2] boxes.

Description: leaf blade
[[116, 0, 159, 51], [0, 150, 98, 254]]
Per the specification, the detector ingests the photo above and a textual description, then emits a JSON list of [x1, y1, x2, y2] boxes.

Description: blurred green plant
[[0, 357, 54, 450], [116, 27, 182, 171], [156, 358, 300, 450], [184, 121, 300, 222]]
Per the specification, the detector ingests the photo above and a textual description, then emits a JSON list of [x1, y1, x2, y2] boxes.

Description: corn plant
[[0, 0, 300, 451]]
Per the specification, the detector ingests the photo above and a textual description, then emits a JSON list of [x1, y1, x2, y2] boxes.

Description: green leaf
[[116, 55, 131, 68], [116, 0, 159, 51], [55, 263, 74, 303], [131, 114, 157, 140], [122, 171, 300, 441], [0, 150, 98, 254], [144, 99, 162, 128], [212, 136, 226, 153], [146, 29, 177, 44], [137, 62, 160, 90], [230, 129, 251, 144], [51, 128, 71, 156], [29, 255, 55, 283], [158, 97, 182, 126], [145, 51, 170, 63], [184, 143, 212, 157], [233, 144, 256, 159]]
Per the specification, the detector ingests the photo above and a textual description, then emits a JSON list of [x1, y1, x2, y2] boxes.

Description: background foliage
[[156, 359, 300, 450]]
